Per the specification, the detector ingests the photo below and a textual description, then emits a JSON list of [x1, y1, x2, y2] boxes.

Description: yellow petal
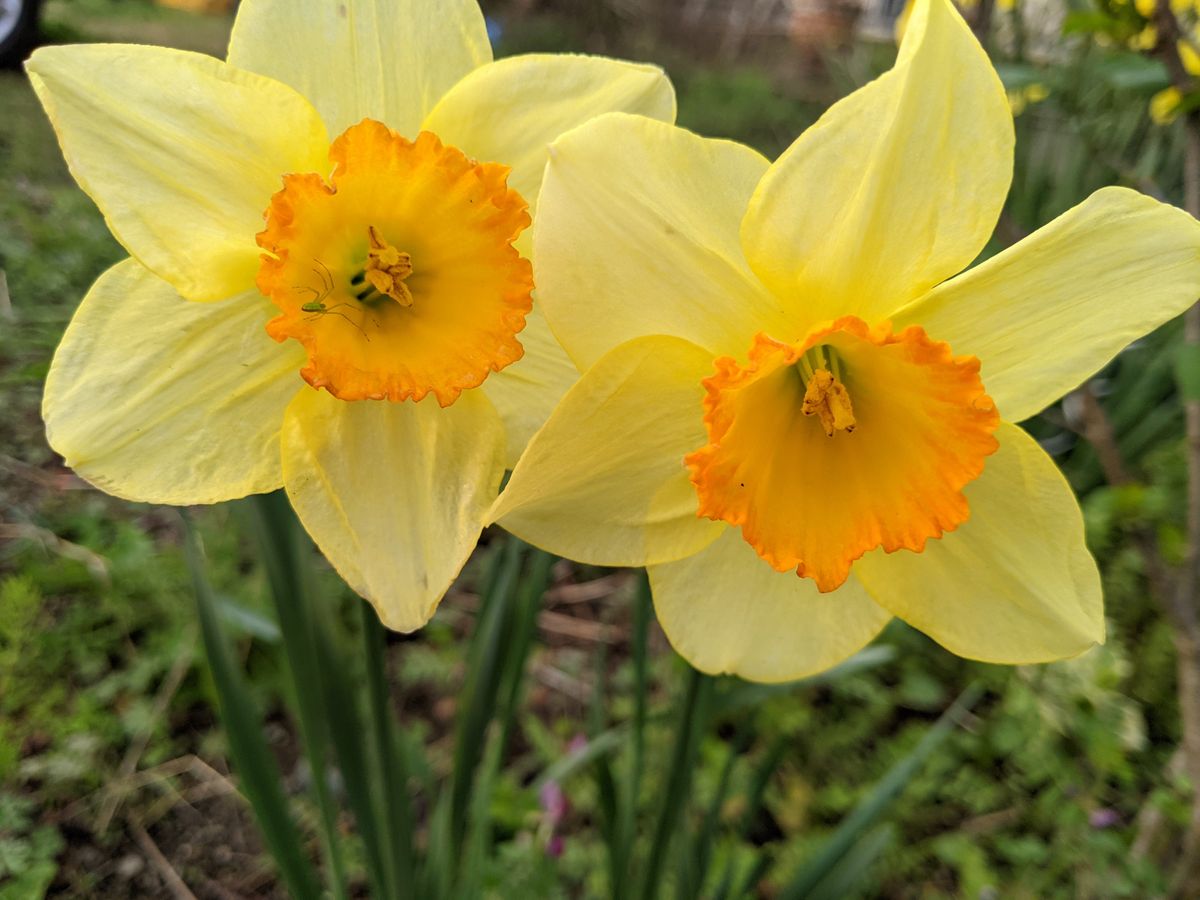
[[740, 0, 1013, 325], [649, 527, 892, 683], [534, 112, 787, 370], [227, 0, 491, 137], [896, 187, 1200, 422], [855, 422, 1103, 663], [423, 54, 675, 205], [43, 260, 305, 504], [26, 44, 328, 302], [491, 335, 724, 567], [480, 308, 580, 467], [282, 388, 505, 632]]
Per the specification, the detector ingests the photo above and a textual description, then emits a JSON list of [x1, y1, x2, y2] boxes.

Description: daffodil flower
[[491, 0, 1200, 682], [27, 0, 675, 629]]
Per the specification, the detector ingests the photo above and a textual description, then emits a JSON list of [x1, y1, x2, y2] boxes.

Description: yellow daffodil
[[491, 0, 1200, 682], [27, 0, 675, 630]]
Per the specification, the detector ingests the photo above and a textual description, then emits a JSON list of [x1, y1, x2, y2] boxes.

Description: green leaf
[[183, 512, 321, 900], [243, 494, 350, 898], [449, 538, 523, 857], [1175, 342, 1200, 403], [636, 665, 715, 900], [778, 683, 983, 900], [805, 824, 896, 900]]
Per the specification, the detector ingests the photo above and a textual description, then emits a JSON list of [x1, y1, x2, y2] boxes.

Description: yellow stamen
[[801, 368, 856, 437], [365, 225, 414, 306]]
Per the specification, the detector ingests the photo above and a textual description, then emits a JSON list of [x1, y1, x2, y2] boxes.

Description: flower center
[[362, 225, 414, 306], [685, 315, 1000, 592], [256, 119, 533, 406], [797, 346, 856, 436]]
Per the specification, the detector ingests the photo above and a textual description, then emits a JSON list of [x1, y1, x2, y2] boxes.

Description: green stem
[[183, 512, 321, 900], [245, 494, 348, 897], [614, 573, 652, 895], [449, 538, 524, 855], [637, 664, 714, 900], [361, 599, 415, 891]]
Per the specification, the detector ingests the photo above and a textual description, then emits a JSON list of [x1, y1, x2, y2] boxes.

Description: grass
[[0, 1, 1196, 897]]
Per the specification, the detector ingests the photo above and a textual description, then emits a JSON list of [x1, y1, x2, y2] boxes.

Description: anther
[[364, 225, 414, 307], [801, 368, 856, 437]]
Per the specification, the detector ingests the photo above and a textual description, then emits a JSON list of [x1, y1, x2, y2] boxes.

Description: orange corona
[[685, 316, 1000, 592], [256, 119, 534, 406]]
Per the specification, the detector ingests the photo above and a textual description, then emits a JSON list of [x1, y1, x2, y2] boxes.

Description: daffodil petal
[[649, 527, 892, 683], [282, 388, 505, 632], [43, 260, 305, 504], [227, 0, 491, 137], [423, 54, 675, 204], [534, 112, 788, 370], [739, 0, 1012, 324], [855, 422, 1103, 663], [896, 187, 1200, 422], [26, 44, 328, 302], [491, 335, 724, 566], [481, 308, 579, 467]]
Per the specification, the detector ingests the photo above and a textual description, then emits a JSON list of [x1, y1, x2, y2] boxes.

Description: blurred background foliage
[[1, 0, 1199, 896]]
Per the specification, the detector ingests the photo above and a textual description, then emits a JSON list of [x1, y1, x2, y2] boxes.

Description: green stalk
[[182, 512, 321, 900], [247, 493, 394, 900], [459, 548, 558, 894], [495, 549, 556, 755], [449, 537, 524, 855], [610, 573, 652, 896], [361, 600, 415, 889], [244, 494, 347, 897], [637, 665, 715, 900]]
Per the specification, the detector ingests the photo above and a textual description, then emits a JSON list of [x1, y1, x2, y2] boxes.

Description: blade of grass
[[711, 731, 793, 900], [728, 851, 772, 900], [682, 732, 742, 899], [806, 824, 896, 900], [182, 512, 321, 900], [779, 682, 984, 900]]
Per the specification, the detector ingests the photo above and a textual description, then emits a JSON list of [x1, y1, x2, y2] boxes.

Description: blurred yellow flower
[[492, 0, 1200, 682], [1008, 81, 1049, 115], [27, 0, 676, 630], [1148, 39, 1200, 125], [1151, 85, 1185, 122]]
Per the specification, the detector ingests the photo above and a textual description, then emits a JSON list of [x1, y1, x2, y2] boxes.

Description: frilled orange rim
[[685, 315, 1000, 592], [256, 119, 533, 406]]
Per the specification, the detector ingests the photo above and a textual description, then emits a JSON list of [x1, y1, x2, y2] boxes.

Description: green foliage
[[3, 2, 1200, 897], [0, 793, 63, 899]]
